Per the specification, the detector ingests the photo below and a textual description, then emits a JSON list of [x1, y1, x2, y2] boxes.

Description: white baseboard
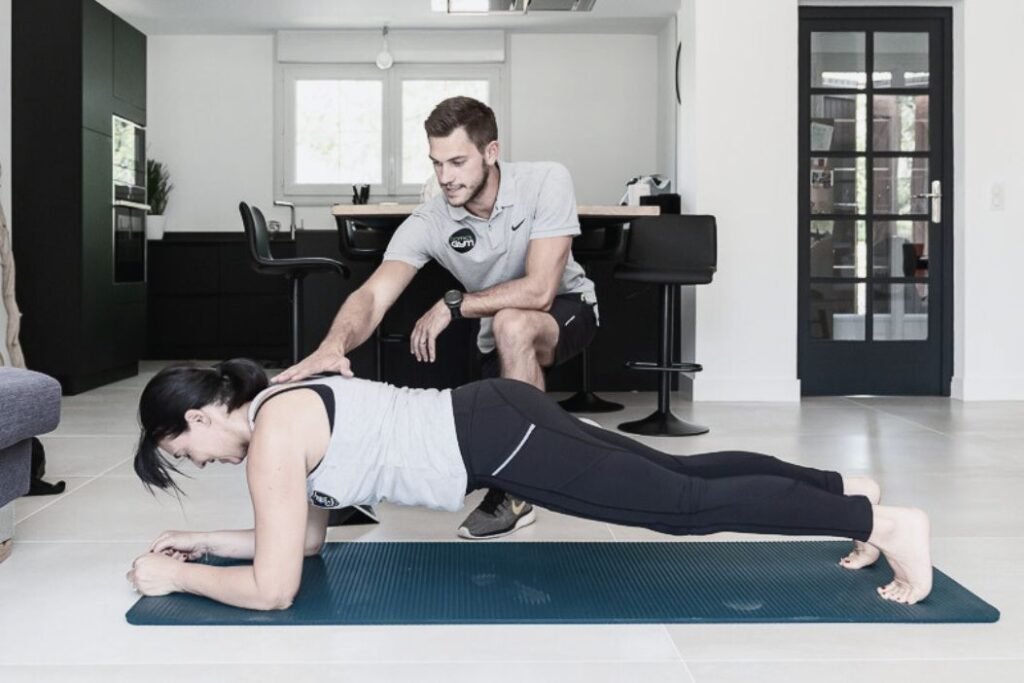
[[692, 376, 802, 402], [951, 375, 1024, 401]]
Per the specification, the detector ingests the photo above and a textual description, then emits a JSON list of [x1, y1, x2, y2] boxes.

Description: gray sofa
[[0, 367, 61, 562]]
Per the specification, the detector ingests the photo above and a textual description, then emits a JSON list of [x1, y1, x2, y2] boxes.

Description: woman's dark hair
[[424, 96, 498, 152], [133, 359, 268, 494]]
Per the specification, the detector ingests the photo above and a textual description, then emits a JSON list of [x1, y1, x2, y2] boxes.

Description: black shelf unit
[[147, 235, 295, 363], [12, 0, 147, 394]]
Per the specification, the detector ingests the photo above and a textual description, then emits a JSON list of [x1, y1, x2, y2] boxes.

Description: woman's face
[[158, 405, 247, 469]]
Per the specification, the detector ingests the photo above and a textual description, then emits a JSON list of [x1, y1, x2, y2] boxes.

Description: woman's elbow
[[258, 586, 299, 611], [303, 540, 324, 557]]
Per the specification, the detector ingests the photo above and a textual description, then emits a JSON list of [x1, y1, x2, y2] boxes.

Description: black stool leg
[[618, 283, 708, 436], [558, 346, 624, 412], [559, 261, 624, 413]]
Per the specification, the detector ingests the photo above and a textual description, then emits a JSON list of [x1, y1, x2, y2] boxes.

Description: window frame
[[276, 62, 504, 203]]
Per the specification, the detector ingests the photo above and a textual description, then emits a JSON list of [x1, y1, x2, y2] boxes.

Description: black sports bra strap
[[254, 384, 335, 432]]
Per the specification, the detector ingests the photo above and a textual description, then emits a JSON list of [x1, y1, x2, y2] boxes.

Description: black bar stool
[[335, 216, 407, 381], [239, 202, 350, 365], [614, 215, 717, 436], [558, 220, 626, 413]]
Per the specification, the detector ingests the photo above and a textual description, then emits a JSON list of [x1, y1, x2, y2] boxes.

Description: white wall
[[145, 2, 1024, 400], [677, 0, 801, 400], [147, 30, 670, 232], [954, 0, 1024, 399], [508, 32, 662, 204], [147, 35, 275, 232], [0, 0, 11, 366]]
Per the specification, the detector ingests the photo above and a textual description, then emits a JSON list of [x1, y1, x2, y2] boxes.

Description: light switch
[[991, 183, 1005, 211]]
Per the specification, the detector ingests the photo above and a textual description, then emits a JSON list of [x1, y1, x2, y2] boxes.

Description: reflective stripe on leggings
[[491, 424, 535, 476]]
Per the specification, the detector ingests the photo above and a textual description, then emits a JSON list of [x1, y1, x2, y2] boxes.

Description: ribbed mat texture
[[127, 541, 999, 625]]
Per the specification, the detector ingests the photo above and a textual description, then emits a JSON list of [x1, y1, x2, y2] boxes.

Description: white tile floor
[[1, 363, 1020, 682]]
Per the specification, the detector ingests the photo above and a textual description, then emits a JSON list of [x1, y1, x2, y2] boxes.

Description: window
[[278, 63, 502, 201]]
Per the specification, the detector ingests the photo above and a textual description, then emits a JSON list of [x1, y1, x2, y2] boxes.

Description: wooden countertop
[[331, 204, 660, 219]]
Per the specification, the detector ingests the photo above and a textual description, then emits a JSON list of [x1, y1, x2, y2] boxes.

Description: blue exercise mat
[[126, 541, 999, 625]]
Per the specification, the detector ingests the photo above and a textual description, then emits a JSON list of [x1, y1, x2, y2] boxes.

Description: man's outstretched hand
[[272, 344, 354, 384]]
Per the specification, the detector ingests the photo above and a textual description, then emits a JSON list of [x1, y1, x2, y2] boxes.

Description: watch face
[[444, 290, 462, 307]]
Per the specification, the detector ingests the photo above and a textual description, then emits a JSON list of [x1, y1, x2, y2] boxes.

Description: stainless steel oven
[[112, 115, 148, 283]]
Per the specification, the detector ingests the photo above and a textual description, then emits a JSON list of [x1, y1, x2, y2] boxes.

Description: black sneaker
[[457, 489, 536, 540]]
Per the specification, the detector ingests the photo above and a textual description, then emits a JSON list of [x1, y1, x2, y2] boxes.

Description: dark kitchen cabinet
[[146, 236, 294, 363], [112, 15, 147, 124], [12, 0, 147, 394]]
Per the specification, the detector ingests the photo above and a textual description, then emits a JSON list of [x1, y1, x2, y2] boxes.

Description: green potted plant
[[146, 159, 173, 240]]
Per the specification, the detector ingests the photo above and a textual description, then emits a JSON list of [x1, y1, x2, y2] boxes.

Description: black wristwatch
[[443, 289, 464, 319]]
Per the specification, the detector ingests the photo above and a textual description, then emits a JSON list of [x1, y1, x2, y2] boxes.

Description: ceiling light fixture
[[375, 25, 393, 70], [431, 0, 492, 13]]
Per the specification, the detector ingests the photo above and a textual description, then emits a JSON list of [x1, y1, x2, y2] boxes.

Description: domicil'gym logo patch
[[448, 228, 476, 253], [311, 490, 340, 508]]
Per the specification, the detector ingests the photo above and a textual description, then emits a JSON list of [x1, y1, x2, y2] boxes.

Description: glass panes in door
[[873, 32, 930, 87], [807, 30, 932, 343]]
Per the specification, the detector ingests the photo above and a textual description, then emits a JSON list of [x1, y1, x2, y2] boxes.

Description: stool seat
[[613, 215, 717, 437], [333, 215, 407, 381], [250, 256, 348, 279], [558, 221, 628, 414], [614, 264, 714, 285], [239, 202, 350, 365], [336, 217, 398, 261]]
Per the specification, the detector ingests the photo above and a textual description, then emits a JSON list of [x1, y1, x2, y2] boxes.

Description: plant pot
[[145, 215, 166, 240]]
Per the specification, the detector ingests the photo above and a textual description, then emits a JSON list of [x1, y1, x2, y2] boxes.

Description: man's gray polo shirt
[[383, 161, 596, 353]]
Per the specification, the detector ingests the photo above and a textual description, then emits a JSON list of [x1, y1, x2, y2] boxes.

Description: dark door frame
[[798, 6, 954, 396]]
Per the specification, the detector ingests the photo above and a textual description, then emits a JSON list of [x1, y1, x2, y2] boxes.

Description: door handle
[[913, 180, 941, 223]]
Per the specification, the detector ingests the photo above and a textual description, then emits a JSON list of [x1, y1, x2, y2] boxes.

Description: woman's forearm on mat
[[174, 563, 295, 611], [204, 529, 257, 559]]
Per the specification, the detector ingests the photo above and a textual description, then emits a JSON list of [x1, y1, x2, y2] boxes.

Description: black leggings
[[451, 378, 873, 541]]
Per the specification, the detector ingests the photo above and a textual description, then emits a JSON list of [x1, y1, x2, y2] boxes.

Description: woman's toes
[[840, 543, 880, 570]]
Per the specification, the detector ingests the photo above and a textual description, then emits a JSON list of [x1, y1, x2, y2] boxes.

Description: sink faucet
[[274, 200, 297, 240]]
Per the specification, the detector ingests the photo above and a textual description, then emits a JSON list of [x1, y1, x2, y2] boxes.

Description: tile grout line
[[678, 656, 1024, 664], [15, 456, 133, 526], [0, 658, 709, 666], [44, 433, 139, 438], [839, 396, 953, 437], [656, 625, 698, 682]]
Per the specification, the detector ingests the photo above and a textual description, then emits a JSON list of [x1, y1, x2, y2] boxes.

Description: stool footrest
[[380, 334, 407, 344], [625, 361, 703, 373], [618, 409, 709, 437]]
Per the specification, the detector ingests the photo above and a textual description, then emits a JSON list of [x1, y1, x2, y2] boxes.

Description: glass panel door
[[799, 8, 952, 395]]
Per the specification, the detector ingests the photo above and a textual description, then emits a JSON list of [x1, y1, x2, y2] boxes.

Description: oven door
[[113, 201, 148, 283]]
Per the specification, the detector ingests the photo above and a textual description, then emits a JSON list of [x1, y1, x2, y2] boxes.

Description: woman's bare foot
[[840, 475, 882, 569], [866, 505, 933, 605]]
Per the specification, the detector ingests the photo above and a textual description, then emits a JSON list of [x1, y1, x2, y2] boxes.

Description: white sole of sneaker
[[456, 508, 537, 540]]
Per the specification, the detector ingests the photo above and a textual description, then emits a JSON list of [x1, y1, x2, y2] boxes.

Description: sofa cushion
[[0, 441, 32, 506], [0, 368, 62, 450]]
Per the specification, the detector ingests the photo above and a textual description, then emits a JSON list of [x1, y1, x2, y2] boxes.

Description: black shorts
[[479, 293, 598, 379]]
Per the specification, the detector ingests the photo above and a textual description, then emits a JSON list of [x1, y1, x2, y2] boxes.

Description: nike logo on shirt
[[511, 219, 525, 231]]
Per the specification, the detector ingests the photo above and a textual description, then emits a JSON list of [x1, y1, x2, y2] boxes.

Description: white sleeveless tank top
[[248, 376, 468, 512]]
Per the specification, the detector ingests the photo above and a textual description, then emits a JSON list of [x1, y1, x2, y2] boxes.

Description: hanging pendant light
[[375, 25, 394, 70]]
